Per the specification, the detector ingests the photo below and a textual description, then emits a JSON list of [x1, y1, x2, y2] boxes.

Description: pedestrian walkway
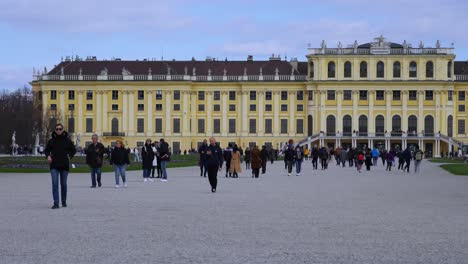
[[0, 160, 467, 264]]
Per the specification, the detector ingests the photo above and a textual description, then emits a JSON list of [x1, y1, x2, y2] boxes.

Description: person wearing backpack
[[357, 151, 364, 173], [294, 145, 304, 176], [414, 147, 424, 173], [365, 148, 372, 171]]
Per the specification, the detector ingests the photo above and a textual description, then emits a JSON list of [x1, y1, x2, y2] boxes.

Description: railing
[[456, 75, 468, 81], [308, 47, 454, 55], [102, 132, 126, 137]]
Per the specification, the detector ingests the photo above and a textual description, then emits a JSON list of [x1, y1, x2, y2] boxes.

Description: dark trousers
[[284, 160, 287, 170], [151, 166, 156, 177], [321, 159, 327, 169], [312, 157, 318, 169], [349, 159, 354, 167], [207, 165, 218, 190], [381, 157, 386, 166], [335, 156, 341, 165], [225, 161, 231, 177], [51, 169, 68, 205], [156, 163, 162, 177], [252, 168, 260, 178], [90, 167, 102, 187], [200, 160, 207, 176], [398, 160, 405, 170], [261, 160, 267, 173], [404, 159, 411, 172], [287, 161, 294, 173], [386, 161, 392, 171]]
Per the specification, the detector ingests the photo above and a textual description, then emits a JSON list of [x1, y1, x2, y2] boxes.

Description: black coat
[[159, 141, 170, 161], [141, 145, 155, 169], [244, 149, 251, 162], [85, 142, 106, 168], [44, 131, 76, 171], [284, 147, 295, 162], [206, 144, 224, 168], [110, 147, 130, 166]]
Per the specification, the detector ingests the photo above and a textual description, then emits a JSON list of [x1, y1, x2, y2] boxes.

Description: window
[[86, 91, 93, 100], [297, 91, 304, 100], [173, 104, 180, 111], [408, 115, 418, 133], [358, 115, 368, 134], [458, 120, 465, 134], [297, 105, 303, 111], [296, 119, 304, 134], [281, 119, 288, 134], [155, 118, 162, 133], [343, 115, 352, 135], [448, 91, 453, 101], [250, 104, 256, 111], [281, 91, 287, 100], [375, 115, 385, 133], [266, 91, 272, 100], [138, 90, 144, 100], [249, 119, 256, 133], [265, 104, 272, 111], [50, 104, 57, 111], [198, 119, 205, 133], [250, 91, 256, 100], [265, 119, 272, 133], [409, 61, 417, 78], [173, 118, 180, 133], [327, 90, 335, 100], [376, 61, 384, 78], [409, 91, 417, 100], [326, 115, 336, 133], [448, 61, 453, 78], [426, 61, 434, 78], [376, 90, 385, 100], [229, 91, 236, 100], [328, 61, 336, 78], [229, 104, 236, 111], [111, 118, 118, 134], [393, 61, 401, 78], [137, 118, 144, 133], [213, 119, 220, 133], [112, 104, 118, 111], [137, 104, 144, 111], [86, 104, 93, 111], [309, 61, 314, 78], [68, 118, 75, 133], [214, 91, 220, 100], [50, 90, 57, 100], [156, 90, 163, 100], [86, 118, 93, 133], [112, 91, 118, 100], [459, 105, 465, 112], [448, 115, 453, 137], [359, 90, 367, 100], [198, 91, 205, 100], [68, 91, 75, 100], [173, 90, 180, 100], [198, 104, 205, 111], [392, 115, 401, 132], [424, 115, 434, 134], [229, 119, 236, 133], [459, 91, 465, 101], [281, 104, 287, 111], [213, 104, 220, 111], [308, 90, 313, 101], [393, 91, 401, 100], [156, 104, 163, 111], [344, 61, 352, 78], [360, 61, 367, 78], [425, 90, 433, 100], [344, 90, 352, 100], [68, 104, 75, 111]]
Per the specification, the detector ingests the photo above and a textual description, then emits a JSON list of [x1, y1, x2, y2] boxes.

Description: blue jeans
[[90, 167, 102, 187], [295, 160, 302, 174], [50, 169, 68, 205], [114, 165, 127, 185], [143, 168, 151, 178], [161, 161, 168, 179]]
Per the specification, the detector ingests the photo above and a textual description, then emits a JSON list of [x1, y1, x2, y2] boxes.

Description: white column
[[418, 90, 424, 134], [314, 90, 319, 134], [241, 91, 248, 136], [273, 91, 280, 136], [147, 91, 153, 136], [42, 91, 49, 132], [337, 90, 343, 133], [320, 91, 326, 132], [128, 91, 135, 136], [258, 91, 264, 135], [182, 91, 190, 135], [369, 91, 374, 134], [77, 91, 83, 133], [386, 91, 392, 132], [59, 91, 65, 123], [402, 91, 408, 132], [102, 91, 108, 133], [207, 91, 212, 134], [165, 90, 172, 136], [353, 91, 358, 131], [122, 91, 128, 133], [190, 91, 196, 135], [289, 91, 295, 136], [96, 91, 102, 134], [435, 91, 441, 133]]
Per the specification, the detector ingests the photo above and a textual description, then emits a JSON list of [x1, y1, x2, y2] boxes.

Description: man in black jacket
[[206, 137, 223, 192], [223, 143, 233, 177], [159, 138, 170, 181], [85, 134, 106, 188], [198, 139, 208, 177], [45, 124, 76, 209], [260, 145, 269, 174]]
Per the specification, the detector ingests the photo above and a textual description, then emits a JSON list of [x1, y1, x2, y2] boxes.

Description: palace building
[[31, 36, 468, 157]]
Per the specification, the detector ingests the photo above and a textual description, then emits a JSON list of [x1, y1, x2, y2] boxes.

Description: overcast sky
[[1, 0, 467, 90]]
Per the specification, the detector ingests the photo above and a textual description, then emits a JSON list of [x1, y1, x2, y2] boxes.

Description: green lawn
[[429, 158, 466, 164], [440, 164, 468, 176]]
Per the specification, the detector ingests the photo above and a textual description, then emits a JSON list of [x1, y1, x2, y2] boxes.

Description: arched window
[[326, 115, 336, 135], [448, 61, 452, 78], [328, 61, 335, 78], [358, 115, 368, 135], [307, 115, 313, 136], [376, 61, 385, 78], [309, 61, 314, 78], [426, 61, 434, 78], [424, 115, 434, 135], [408, 115, 418, 135], [360, 61, 367, 78], [375, 115, 385, 135], [68, 117, 75, 133], [393, 61, 401, 78], [409, 61, 417, 78], [448, 115, 453, 137], [392, 115, 401, 134], [343, 115, 352, 136], [344, 61, 352, 78], [112, 118, 119, 134]]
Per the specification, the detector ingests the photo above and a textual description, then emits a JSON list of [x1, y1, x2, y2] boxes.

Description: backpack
[[358, 154, 364, 161], [415, 151, 423, 161]]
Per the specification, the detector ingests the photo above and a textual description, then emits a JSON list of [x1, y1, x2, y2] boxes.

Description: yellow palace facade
[[31, 36, 468, 157]]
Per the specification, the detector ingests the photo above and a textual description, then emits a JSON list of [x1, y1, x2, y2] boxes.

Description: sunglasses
[[55, 128, 63, 131]]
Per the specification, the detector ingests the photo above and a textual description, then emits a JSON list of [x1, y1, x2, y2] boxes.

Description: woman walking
[[110, 140, 130, 188], [386, 151, 394, 171], [294, 145, 304, 176], [141, 139, 155, 182], [229, 145, 242, 178], [251, 145, 262, 178]]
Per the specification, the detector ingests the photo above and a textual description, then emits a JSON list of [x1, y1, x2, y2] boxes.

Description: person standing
[[319, 146, 329, 170], [85, 134, 106, 188], [284, 140, 295, 176], [260, 145, 269, 174], [110, 140, 130, 188], [250, 145, 262, 178], [244, 147, 251, 170], [141, 139, 155, 182], [414, 147, 423, 173], [229, 145, 242, 178], [304, 148, 309, 161], [294, 146, 304, 176], [365, 148, 373, 171], [372, 147, 380, 166], [357, 151, 364, 173], [340, 148, 348, 167], [403, 147, 412, 173], [133, 147, 140, 162], [198, 139, 208, 177], [386, 151, 394, 171], [150, 142, 158, 178], [45, 123, 76, 209], [311, 145, 319, 170], [205, 137, 223, 192], [223, 143, 233, 177], [159, 138, 170, 182]]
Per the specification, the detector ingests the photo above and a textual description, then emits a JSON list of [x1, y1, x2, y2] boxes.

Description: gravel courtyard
[[0, 159, 467, 264]]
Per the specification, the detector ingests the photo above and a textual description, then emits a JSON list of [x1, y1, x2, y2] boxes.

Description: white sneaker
[[123, 182, 127, 188], [162, 179, 168, 182], [115, 185, 120, 188], [148, 178, 154, 182], [144, 178, 148, 182], [288, 173, 291, 176]]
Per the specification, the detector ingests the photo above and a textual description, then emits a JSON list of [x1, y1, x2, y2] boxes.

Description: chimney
[[247, 55, 253, 62]]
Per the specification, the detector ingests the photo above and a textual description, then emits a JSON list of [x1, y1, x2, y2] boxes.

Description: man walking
[[159, 138, 170, 182], [206, 137, 223, 192], [414, 147, 423, 173], [85, 134, 106, 188], [45, 123, 76, 209], [198, 139, 208, 177], [284, 140, 295, 176]]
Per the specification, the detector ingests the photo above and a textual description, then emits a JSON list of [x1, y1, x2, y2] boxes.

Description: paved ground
[[0, 159, 467, 264]]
